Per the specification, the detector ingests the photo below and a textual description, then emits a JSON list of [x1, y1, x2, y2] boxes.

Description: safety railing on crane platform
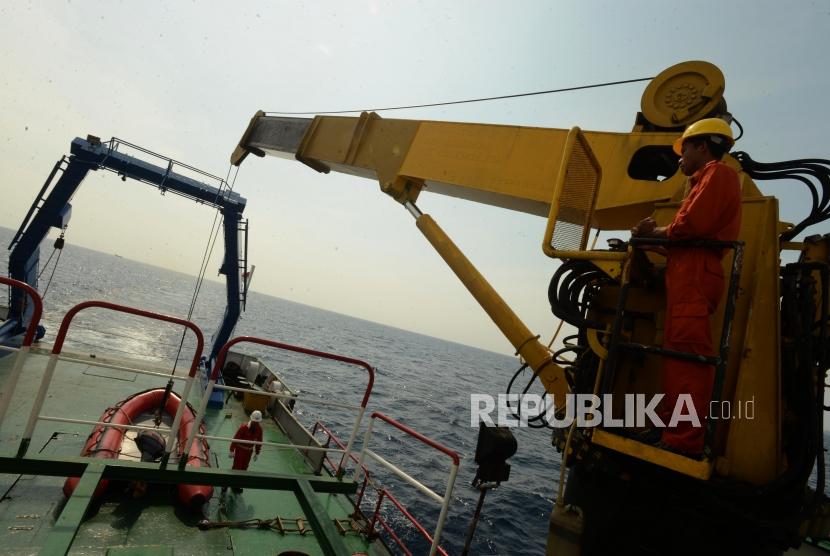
[[180, 335, 375, 474], [6, 299, 204, 462], [601, 237, 745, 460]]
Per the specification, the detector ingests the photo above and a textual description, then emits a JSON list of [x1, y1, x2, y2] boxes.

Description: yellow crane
[[231, 61, 830, 555]]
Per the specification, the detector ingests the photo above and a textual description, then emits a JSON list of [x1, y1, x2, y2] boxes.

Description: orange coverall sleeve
[[666, 165, 734, 240]]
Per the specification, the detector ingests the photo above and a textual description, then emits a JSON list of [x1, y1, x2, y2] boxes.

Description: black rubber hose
[[733, 152, 830, 240]]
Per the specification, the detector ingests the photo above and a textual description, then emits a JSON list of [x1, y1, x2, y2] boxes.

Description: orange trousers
[[660, 249, 724, 455]]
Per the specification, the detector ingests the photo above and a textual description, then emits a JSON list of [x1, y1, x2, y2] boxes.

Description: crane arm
[[231, 111, 702, 230], [231, 113, 603, 405]]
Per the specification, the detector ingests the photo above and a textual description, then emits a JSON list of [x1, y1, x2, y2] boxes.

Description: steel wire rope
[[263, 77, 655, 115], [36, 228, 67, 300], [36, 245, 59, 281], [170, 164, 241, 374], [39, 247, 64, 299]]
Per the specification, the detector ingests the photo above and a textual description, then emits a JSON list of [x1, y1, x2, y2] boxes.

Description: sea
[[3, 226, 828, 556]]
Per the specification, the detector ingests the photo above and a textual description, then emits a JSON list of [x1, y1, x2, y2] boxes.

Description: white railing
[[356, 412, 460, 556]]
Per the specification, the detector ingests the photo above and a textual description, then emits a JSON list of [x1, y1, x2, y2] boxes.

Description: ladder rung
[[617, 342, 718, 366]]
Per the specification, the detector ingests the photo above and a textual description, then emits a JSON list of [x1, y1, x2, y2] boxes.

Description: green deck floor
[[0, 347, 386, 555]]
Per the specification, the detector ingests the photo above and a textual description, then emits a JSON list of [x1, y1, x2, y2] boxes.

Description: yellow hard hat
[[672, 117, 734, 155]]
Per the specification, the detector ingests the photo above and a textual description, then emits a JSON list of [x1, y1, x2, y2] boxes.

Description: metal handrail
[[312, 420, 373, 506], [51, 301, 204, 375], [39, 416, 178, 435], [197, 434, 346, 455], [355, 412, 460, 556], [15, 300, 204, 463], [368, 413, 461, 465], [373, 499, 414, 556], [313, 421, 451, 556], [372, 488, 451, 556], [0, 276, 44, 347], [218, 383, 361, 411], [179, 385, 361, 467], [106, 137, 227, 185], [313, 420, 368, 468], [0, 277, 45, 428], [183, 335, 376, 474], [208, 336, 375, 407]]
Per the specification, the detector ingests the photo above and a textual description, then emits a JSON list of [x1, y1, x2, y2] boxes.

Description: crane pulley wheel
[[640, 60, 726, 129]]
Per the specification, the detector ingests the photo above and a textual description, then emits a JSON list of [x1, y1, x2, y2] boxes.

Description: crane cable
[[170, 165, 241, 374], [37, 228, 67, 299], [263, 76, 655, 116]]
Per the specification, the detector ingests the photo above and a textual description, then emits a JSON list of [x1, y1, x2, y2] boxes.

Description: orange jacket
[[666, 160, 741, 250], [231, 422, 263, 454]]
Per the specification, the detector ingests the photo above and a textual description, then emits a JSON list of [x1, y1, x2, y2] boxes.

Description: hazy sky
[[1, 1, 828, 353]]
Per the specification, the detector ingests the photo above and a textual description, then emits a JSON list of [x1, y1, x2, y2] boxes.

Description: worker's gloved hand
[[228, 451, 234, 459], [253, 453, 258, 462]]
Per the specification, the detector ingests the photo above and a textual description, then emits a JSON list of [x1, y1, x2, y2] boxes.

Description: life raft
[[62, 387, 212, 507]]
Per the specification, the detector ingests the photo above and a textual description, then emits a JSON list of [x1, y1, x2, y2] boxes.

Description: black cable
[[732, 117, 744, 142], [548, 260, 613, 329], [264, 77, 655, 116], [706, 263, 825, 528], [552, 345, 583, 365], [733, 152, 830, 241], [505, 364, 552, 428]]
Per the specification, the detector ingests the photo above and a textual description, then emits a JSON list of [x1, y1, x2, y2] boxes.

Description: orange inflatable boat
[[63, 388, 212, 507]]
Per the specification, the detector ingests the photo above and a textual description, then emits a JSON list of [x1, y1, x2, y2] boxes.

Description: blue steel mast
[[4, 136, 248, 366]]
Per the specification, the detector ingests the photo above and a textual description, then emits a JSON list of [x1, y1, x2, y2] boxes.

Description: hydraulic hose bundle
[[733, 152, 830, 241], [547, 260, 614, 331], [778, 262, 828, 515], [504, 260, 614, 428]]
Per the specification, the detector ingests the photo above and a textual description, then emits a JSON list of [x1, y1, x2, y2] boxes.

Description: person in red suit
[[223, 410, 263, 493], [631, 117, 741, 457]]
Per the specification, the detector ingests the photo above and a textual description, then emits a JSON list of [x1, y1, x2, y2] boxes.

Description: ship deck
[[0, 346, 384, 555]]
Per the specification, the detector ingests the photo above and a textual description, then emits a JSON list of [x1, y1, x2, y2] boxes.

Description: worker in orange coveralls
[[223, 409, 263, 494], [631, 118, 741, 456]]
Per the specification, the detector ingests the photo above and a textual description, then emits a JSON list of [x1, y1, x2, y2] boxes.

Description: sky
[[1, 1, 829, 353]]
